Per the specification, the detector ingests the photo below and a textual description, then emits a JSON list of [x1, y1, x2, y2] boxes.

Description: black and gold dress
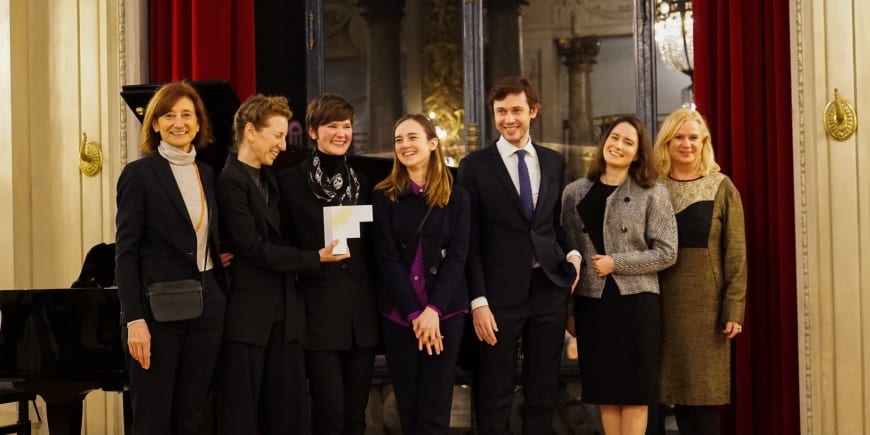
[[657, 172, 747, 405]]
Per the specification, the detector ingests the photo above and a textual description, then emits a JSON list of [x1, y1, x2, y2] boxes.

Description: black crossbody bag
[[146, 243, 208, 322]]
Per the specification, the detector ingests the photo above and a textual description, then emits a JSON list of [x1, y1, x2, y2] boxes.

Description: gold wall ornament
[[823, 88, 857, 141], [79, 132, 103, 177], [423, 0, 465, 163], [467, 123, 479, 152]]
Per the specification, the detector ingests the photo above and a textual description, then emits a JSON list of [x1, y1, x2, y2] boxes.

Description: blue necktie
[[516, 149, 534, 220]]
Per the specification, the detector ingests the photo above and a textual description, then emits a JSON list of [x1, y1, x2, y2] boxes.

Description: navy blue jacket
[[372, 185, 470, 319]]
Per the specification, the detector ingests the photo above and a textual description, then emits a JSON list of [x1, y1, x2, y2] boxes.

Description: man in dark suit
[[215, 95, 347, 434], [457, 76, 581, 434]]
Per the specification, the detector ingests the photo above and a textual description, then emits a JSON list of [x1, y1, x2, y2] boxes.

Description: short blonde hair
[[653, 108, 720, 177]]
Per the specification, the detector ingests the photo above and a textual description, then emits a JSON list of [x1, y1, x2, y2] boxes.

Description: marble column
[[556, 36, 600, 145], [360, 0, 405, 154], [484, 0, 527, 141]]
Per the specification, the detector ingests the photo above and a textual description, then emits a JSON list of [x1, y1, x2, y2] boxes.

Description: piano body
[[0, 288, 126, 435]]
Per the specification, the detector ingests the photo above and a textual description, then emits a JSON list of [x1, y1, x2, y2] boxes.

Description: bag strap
[[200, 208, 212, 285], [401, 207, 434, 250]]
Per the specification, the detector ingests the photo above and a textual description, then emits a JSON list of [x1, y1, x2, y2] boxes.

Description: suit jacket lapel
[[151, 156, 195, 229], [487, 144, 529, 219], [263, 167, 282, 235]]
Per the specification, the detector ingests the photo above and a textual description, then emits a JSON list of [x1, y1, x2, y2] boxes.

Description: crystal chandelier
[[654, 0, 694, 106], [654, 0, 693, 75]]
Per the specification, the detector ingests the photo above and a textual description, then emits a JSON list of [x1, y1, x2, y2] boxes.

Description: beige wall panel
[[855, 0, 870, 430], [796, 0, 868, 433], [0, 0, 13, 288], [1, 0, 33, 289], [824, 0, 863, 431], [29, 0, 85, 288], [99, 0, 121, 244], [83, 390, 124, 435], [79, 0, 109, 254]]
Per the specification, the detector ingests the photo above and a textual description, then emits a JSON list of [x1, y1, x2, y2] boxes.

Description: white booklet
[[323, 205, 374, 255]]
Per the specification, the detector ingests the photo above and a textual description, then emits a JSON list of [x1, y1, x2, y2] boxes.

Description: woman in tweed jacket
[[653, 108, 747, 435], [561, 115, 677, 435]]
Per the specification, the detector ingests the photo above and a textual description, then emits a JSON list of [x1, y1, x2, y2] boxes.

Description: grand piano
[[0, 288, 126, 435]]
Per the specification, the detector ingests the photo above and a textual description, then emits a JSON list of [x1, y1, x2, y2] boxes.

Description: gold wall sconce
[[824, 88, 857, 141], [79, 132, 103, 177]]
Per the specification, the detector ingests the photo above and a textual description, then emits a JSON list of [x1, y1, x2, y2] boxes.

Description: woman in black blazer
[[372, 114, 470, 435], [115, 81, 228, 434], [215, 95, 348, 434], [277, 94, 380, 435]]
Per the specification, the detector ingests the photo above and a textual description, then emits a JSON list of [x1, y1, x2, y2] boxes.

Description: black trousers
[[123, 270, 225, 435], [477, 269, 569, 435], [382, 315, 465, 435], [306, 345, 376, 435], [215, 323, 309, 435]]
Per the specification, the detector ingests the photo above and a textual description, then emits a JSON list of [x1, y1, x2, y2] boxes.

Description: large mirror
[[306, 0, 692, 181]]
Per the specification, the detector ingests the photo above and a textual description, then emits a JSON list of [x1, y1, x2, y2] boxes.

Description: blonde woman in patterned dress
[[653, 108, 748, 435]]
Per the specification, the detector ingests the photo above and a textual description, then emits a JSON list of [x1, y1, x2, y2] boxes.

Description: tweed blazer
[[561, 176, 678, 298]]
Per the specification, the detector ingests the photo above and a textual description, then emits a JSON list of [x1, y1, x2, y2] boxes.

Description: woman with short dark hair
[[277, 93, 380, 435]]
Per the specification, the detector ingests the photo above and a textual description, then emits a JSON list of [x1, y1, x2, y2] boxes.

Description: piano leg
[[45, 398, 84, 435]]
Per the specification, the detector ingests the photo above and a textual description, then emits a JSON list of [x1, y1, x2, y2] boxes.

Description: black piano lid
[[0, 288, 125, 380], [122, 80, 241, 173], [121, 79, 240, 125]]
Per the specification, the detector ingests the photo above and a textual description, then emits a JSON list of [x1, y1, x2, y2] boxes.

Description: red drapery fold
[[149, 0, 256, 101], [694, 1, 799, 434]]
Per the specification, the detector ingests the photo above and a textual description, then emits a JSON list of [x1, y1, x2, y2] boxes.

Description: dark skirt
[[574, 281, 660, 405]]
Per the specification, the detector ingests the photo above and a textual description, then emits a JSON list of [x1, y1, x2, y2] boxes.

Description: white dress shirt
[[495, 136, 541, 207]]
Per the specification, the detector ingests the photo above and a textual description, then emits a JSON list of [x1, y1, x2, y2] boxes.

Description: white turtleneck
[[158, 141, 213, 272]]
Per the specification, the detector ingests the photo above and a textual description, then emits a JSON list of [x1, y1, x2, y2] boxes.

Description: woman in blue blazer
[[115, 81, 228, 434], [372, 114, 470, 435]]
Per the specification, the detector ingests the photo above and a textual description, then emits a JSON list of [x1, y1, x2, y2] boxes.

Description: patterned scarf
[[307, 150, 360, 205]]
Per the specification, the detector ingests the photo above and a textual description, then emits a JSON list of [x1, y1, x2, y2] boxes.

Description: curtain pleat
[[149, 0, 256, 100], [694, 1, 799, 434]]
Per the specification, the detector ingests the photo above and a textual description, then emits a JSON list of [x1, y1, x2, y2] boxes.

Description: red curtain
[[149, 0, 256, 101], [694, 1, 799, 434]]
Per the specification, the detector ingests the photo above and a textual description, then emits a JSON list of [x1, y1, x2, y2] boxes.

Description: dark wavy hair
[[587, 115, 658, 188]]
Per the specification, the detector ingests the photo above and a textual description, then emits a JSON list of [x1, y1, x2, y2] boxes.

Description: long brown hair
[[375, 114, 453, 208], [139, 81, 213, 154], [587, 115, 658, 188]]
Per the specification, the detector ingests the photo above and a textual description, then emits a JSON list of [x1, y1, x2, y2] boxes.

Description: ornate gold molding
[[794, 0, 813, 432], [119, 0, 127, 166], [422, 0, 465, 163]]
